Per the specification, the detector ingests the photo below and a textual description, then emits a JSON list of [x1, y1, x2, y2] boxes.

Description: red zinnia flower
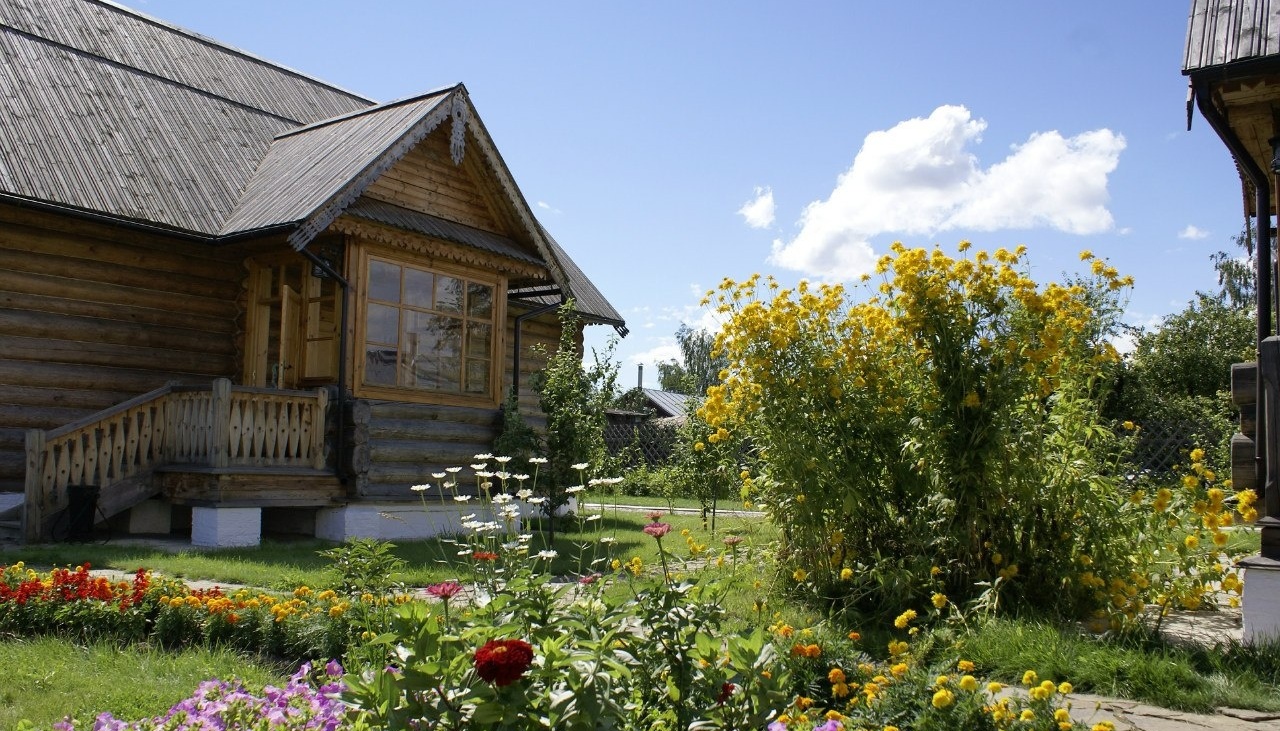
[[716, 682, 735, 705], [642, 522, 672, 539], [426, 581, 464, 600], [473, 638, 534, 687], [645, 510, 664, 522], [471, 551, 498, 561]]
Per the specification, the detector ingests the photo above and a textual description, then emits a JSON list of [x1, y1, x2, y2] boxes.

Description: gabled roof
[[641, 388, 698, 419], [0, 0, 624, 331]]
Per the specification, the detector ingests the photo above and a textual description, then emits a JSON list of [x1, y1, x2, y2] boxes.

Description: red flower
[[473, 638, 534, 687], [642, 522, 672, 539], [426, 581, 464, 600], [645, 510, 664, 522], [716, 682, 735, 705], [471, 551, 498, 561]]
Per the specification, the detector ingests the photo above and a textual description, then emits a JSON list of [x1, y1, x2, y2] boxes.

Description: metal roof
[[343, 198, 544, 267], [0, 0, 624, 332], [1185, 0, 1280, 72], [642, 388, 699, 418]]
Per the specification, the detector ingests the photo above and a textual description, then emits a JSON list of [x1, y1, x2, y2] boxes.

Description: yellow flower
[[1190, 448, 1205, 462], [1022, 670, 1038, 686], [893, 609, 917, 628], [987, 682, 1003, 694], [1092, 723, 1116, 731], [828, 668, 846, 684], [1122, 420, 1135, 430], [840, 567, 853, 581], [1058, 681, 1073, 694], [959, 675, 979, 692], [793, 568, 808, 582], [890, 662, 908, 677], [1055, 709, 1071, 722], [931, 592, 948, 609], [930, 565, 942, 577], [888, 639, 908, 656], [1184, 534, 1199, 550], [1020, 709, 1036, 722], [847, 631, 861, 642], [694, 442, 705, 452], [931, 688, 954, 708], [957, 660, 975, 672]]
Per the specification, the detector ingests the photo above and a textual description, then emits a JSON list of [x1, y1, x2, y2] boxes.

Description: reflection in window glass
[[436, 276, 463, 313], [364, 256, 496, 398], [467, 282, 493, 318], [368, 260, 401, 302], [404, 268, 433, 309]]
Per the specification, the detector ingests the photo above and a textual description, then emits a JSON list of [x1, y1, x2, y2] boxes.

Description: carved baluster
[[69, 433, 85, 486], [125, 409, 140, 476], [84, 428, 99, 486]]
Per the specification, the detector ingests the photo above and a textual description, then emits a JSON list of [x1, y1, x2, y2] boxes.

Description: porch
[[18, 378, 340, 544]]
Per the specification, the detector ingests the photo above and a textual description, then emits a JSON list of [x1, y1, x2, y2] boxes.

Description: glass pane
[[366, 303, 399, 345], [466, 322, 491, 358], [435, 275, 463, 313], [465, 359, 489, 394], [404, 312, 462, 391], [467, 282, 493, 318], [364, 346, 397, 385], [404, 267, 433, 309], [368, 259, 401, 302]]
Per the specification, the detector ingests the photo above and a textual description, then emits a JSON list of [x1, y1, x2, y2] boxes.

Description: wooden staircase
[[19, 378, 335, 543]]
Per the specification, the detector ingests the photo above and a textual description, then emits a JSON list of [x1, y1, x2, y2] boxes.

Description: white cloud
[[536, 201, 562, 214], [627, 342, 681, 389], [1178, 224, 1209, 240], [769, 105, 1126, 280], [738, 186, 776, 228]]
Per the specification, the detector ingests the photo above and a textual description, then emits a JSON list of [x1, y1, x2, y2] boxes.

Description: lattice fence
[[604, 422, 679, 466]]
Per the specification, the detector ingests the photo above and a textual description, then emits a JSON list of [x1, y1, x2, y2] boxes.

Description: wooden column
[[311, 387, 329, 470], [1232, 362, 1258, 492], [23, 429, 44, 542], [1259, 339, 1280, 560], [210, 378, 231, 469]]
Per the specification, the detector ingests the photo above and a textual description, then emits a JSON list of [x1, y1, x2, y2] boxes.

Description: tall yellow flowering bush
[[703, 242, 1137, 615]]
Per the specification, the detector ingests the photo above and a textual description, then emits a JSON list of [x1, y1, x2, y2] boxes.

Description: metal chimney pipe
[[637, 363, 643, 390]]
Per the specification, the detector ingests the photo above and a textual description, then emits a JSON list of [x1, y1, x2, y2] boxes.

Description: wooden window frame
[[353, 244, 507, 408]]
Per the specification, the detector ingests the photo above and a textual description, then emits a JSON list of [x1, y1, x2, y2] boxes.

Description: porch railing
[[23, 378, 328, 541]]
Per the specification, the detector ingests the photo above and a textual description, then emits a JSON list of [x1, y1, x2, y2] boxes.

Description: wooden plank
[[1232, 361, 1258, 407], [0, 308, 237, 356], [0, 336, 234, 376]]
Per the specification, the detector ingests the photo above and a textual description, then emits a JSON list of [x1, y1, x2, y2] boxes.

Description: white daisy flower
[[445, 466, 463, 474], [453, 495, 473, 502], [495, 456, 512, 464], [431, 472, 446, 479], [571, 462, 589, 471], [474, 453, 494, 460], [528, 457, 548, 465], [411, 484, 431, 492], [536, 550, 558, 560]]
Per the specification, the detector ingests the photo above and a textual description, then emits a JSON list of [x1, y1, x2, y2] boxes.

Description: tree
[[1209, 226, 1256, 311], [656, 324, 727, 396]]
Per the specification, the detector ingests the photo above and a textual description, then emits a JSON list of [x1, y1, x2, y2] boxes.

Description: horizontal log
[[0, 247, 235, 301], [0, 308, 237, 356], [0, 288, 235, 335], [0, 202, 243, 264], [368, 419, 494, 443], [1232, 362, 1257, 407], [0, 383, 137, 411], [0, 403, 96, 430], [370, 436, 495, 462], [0, 358, 187, 392], [0, 450, 23, 480], [1231, 433, 1257, 492], [368, 401, 499, 425], [0, 337, 234, 376], [1240, 404, 1256, 438], [0, 428, 24, 450], [0, 217, 240, 285]]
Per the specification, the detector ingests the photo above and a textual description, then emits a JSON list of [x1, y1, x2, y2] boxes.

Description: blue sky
[[133, 1, 1245, 386]]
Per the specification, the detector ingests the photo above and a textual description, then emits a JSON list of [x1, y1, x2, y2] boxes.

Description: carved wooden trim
[[331, 216, 549, 280]]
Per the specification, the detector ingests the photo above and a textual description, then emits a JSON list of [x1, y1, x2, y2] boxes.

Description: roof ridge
[[277, 85, 463, 140], [90, 0, 374, 106], [0, 21, 304, 126]]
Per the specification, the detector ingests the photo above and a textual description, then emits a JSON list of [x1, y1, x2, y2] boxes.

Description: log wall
[[364, 131, 503, 234], [346, 306, 571, 498], [0, 204, 243, 491]]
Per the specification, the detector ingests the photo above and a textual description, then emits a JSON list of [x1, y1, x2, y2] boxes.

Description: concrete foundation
[[126, 499, 172, 535], [316, 501, 525, 542], [191, 506, 261, 548], [1240, 555, 1280, 644]]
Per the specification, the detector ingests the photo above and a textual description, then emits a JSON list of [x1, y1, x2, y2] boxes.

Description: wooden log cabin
[[1184, 0, 1280, 642], [0, 0, 626, 545]]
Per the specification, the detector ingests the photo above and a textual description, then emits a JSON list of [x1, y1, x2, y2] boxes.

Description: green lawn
[[0, 637, 288, 729]]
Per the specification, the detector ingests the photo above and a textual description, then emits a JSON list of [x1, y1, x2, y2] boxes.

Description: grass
[[4, 508, 1278, 722], [954, 617, 1280, 714], [0, 636, 288, 729], [0, 508, 774, 592], [582, 493, 751, 513]]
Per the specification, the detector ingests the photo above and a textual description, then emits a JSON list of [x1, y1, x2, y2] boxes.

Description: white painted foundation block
[[127, 499, 171, 535], [191, 506, 261, 548], [1240, 555, 1280, 645], [316, 502, 524, 542]]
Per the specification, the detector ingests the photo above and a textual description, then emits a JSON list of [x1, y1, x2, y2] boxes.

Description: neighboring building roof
[[642, 388, 698, 419], [1184, 0, 1280, 73], [0, 0, 623, 331]]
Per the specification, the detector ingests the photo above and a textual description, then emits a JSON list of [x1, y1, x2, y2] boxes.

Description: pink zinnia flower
[[642, 522, 672, 539], [645, 510, 664, 522], [426, 581, 464, 600]]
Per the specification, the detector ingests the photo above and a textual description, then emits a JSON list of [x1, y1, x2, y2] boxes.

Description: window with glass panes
[[363, 257, 496, 397]]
